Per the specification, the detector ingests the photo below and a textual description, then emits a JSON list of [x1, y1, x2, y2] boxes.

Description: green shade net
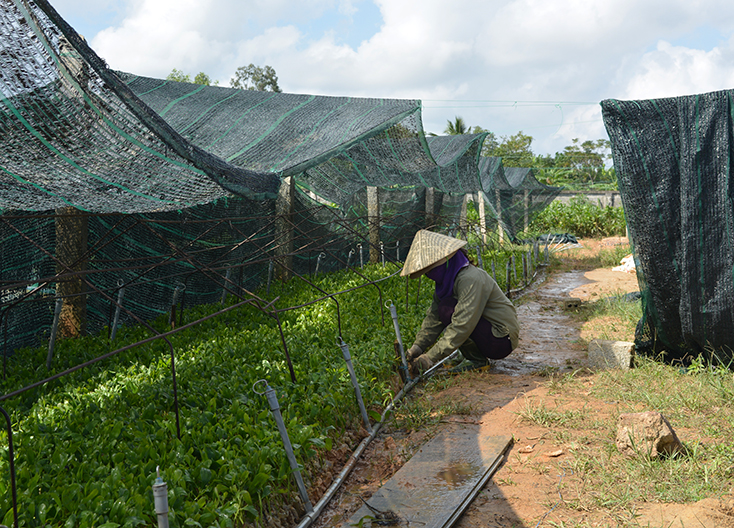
[[0, 0, 279, 213], [124, 73, 493, 204], [0, 0, 562, 355], [602, 89, 734, 363], [480, 159, 562, 240]]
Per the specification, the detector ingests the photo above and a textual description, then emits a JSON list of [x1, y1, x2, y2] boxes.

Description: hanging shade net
[[0, 0, 280, 213], [602, 89, 734, 363]]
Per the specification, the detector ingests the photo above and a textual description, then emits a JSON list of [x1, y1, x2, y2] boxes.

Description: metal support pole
[[256, 380, 314, 513], [476, 246, 483, 269], [314, 252, 326, 276], [267, 260, 274, 294], [169, 283, 185, 327], [153, 466, 169, 528], [0, 406, 17, 528], [387, 301, 411, 383], [380, 242, 385, 268], [545, 238, 550, 263], [220, 268, 232, 304], [522, 253, 528, 285], [47, 296, 63, 370], [505, 260, 512, 295], [358, 243, 364, 268], [347, 249, 355, 268], [527, 249, 533, 277], [110, 279, 125, 341], [338, 338, 373, 434], [396, 240, 400, 262], [511, 255, 517, 284]]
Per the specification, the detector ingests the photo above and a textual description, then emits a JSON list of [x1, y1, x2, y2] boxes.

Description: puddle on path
[[492, 271, 588, 376]]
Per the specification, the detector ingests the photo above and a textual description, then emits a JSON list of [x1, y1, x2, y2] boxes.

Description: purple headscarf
[[426, 251, 469, 300]]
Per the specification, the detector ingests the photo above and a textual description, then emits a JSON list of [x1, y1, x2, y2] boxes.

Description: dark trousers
[[437, 297, 512, 361]]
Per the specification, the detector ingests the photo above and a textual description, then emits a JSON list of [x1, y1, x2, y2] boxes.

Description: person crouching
[[401, 230, 520, 376]]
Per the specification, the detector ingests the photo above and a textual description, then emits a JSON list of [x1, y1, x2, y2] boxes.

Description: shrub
[[529, 196, 626, 238]]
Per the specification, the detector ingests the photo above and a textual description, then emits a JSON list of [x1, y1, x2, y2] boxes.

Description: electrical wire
[[534, 465, 573, 528]]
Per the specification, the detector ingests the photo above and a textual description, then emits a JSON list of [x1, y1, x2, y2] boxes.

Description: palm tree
[[444, 116, 469, 135]]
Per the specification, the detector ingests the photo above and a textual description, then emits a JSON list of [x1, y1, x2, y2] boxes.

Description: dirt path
[[312, 252, 733, 528]]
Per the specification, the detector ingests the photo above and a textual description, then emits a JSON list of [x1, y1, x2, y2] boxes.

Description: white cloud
[[76, 0, 734, 153], [623, 40, 734, 99]]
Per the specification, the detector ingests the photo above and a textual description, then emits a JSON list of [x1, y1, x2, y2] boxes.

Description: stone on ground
[[616, 411, 684, 458]]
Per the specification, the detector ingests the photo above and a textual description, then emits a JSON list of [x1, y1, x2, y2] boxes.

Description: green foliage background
[[529, 196, 626, 238]]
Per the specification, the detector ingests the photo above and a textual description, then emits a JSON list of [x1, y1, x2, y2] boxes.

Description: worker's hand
[[406, 344, 423, 361], [410, 354, 434, 377]]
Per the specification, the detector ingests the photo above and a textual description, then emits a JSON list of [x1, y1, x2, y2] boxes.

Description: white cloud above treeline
[[50, 0, 734, 154]]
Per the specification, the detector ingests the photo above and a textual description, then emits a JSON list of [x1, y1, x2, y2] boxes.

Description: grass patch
[[516, 398, 590, 429], [579, 293, 641, 342], [531, 356, 734, 518]]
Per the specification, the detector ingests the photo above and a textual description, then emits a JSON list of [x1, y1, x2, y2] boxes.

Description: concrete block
[[588, 339, 634, 370]]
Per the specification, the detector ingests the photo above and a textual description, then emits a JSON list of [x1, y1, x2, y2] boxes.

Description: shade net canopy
[[602, 89, 734, 363], [125, 71, 492, 204], [0, 0, 563, 354], [0, 0, 280, 214], [480, 159, 562, 240]]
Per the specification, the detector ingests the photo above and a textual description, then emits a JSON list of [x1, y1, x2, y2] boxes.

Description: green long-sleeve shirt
[[413, 264, 520, 362]]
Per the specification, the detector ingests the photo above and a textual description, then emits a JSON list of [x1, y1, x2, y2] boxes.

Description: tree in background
[[194, 72, 216, 86], [444, 118, 500, 157], [444, 116, 470, 135], [491, 131, 535, 168], [553, 138, 611, 185], [231, 64, 282, 92], [464, 123, 614, 189], [166, 69, 218, 85], [166, 68, 190, 83]]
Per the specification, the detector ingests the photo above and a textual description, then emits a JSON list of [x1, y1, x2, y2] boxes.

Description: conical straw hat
[[401, 230, 467, 278]]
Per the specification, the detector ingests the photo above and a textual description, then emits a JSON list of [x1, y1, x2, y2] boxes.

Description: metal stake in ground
[[338, 338, 373, 434], [110, 279, 125, 341], [220, 268, 232, 304], [314, 252, 326, 276], [267, 260, 274, 294], [505, 260, 512, 296], [169, 283, 185, 327], [47, 296, 63, 370], [387, 300, 411, 383], [255, 380, 314, 514]]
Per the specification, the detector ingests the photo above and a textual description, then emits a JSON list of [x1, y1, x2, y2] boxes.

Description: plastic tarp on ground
[[602, 89, 734, 363]]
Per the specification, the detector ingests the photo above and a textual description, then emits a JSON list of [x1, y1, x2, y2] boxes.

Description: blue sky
[[50, 0, 734, 156]]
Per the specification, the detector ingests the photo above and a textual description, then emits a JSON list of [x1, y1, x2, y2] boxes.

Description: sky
[[50, 0, 734, 157]]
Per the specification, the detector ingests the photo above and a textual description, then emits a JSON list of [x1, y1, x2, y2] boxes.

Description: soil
[[308, 239, 734, 528]]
